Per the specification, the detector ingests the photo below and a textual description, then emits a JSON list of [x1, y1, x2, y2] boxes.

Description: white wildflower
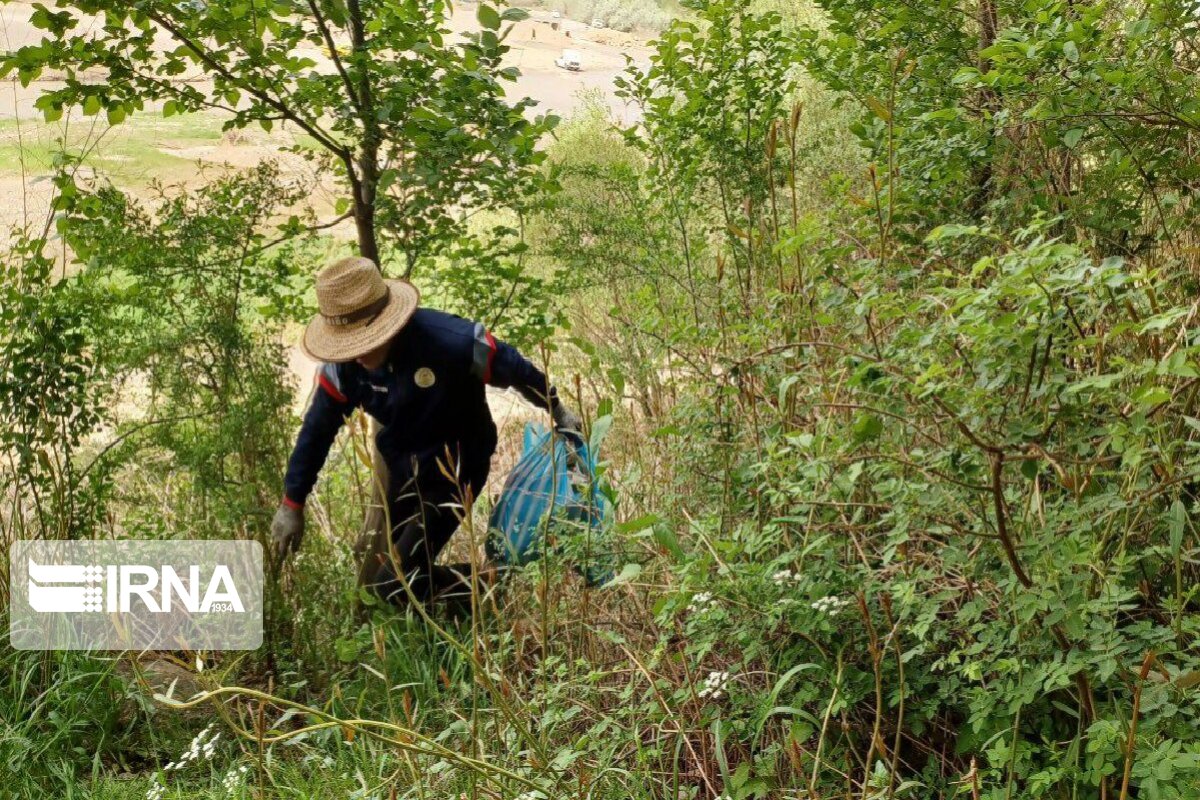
[[168, 723, 218, 771], [772, 569, 803, 585], [222, 764, 251, 794], [146, 779, 165, 800], [810, 595, 851, 616], [195, 655, 204, 672], [687, 591, 715, 614], [698, 670, 731, 701]]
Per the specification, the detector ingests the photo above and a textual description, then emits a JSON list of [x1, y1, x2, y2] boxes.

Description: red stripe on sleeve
[[484, 330, 497, 384], [282, 494, 303, 510], [317, 372, 348, 403]]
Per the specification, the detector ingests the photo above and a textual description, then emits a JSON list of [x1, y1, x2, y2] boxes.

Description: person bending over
[[270, 256, 581, 605]]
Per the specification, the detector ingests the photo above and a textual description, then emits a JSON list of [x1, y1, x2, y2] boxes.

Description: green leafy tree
[[4, 0, 561, 548], [5, 0, 556, 273], [63, 162, 310, 525], [616, 0, 798, 305], [0, 227, 110, 542], [801, 0, 1200, 248]]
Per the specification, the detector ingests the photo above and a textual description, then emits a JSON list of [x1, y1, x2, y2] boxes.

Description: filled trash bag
[[487, 422, 612, 585]]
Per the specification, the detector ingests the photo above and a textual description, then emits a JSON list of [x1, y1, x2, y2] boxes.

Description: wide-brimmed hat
[[301, 256, 420, 363]]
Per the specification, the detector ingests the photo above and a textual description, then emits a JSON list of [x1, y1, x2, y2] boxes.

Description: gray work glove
[[271, 503, 305, 566], [552, 403, 586, 467], [552, 402, 583, 438]]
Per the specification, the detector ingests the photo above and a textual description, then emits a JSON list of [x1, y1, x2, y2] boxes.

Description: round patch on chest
[[414, 367, 436, 388]]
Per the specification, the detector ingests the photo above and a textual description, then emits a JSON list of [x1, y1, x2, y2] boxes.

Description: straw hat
[[301, 256, 420, 363]]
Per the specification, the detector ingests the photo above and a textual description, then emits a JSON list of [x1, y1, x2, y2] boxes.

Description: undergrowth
[[4, 0, 1200, 799]]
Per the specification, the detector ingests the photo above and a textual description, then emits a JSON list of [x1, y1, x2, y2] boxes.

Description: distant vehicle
[[551, 11, 562, 19], [591, 18, 604, 28], [555, 49, 582, 71]]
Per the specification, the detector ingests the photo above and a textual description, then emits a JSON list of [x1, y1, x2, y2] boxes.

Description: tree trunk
[[354, 204, 379, 264], [351, 202, 388, 597], [345, 0, 389, 606]]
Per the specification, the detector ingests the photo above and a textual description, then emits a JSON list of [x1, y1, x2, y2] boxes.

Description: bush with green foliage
[[59, 162, 312, 529], [536, 0, 1200, 797], [4, 0, 1200, 798]]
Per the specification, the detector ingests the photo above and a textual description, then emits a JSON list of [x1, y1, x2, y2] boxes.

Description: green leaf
[[1134, 386, 1172, 408], [608, 367, 625, 397], [334, 638, 359, 662], [1169, 500, 1185, 557], [1062, 40, 1079, 62], [83, 94, 101, 116], [1063, 128, 1084, 148], [778, 374, 799, 408], [865, 95, 891, 122], [1065, 373, 1121, 395], [712, 718, 731, 780], [500, 7, 530, 22], [106, 104, 126, 125], [29, 5, 53, 30], [589, 413, 613, 452], [926, 223, 981, 242], [762, 664, 818, 720], [617, 514, 660, 535], [376, 168, 397, 194], [853, 413, 883, 442], [652, 525, 684, 561], [477, 4, 501, 30], [602, 562, 641, 587]]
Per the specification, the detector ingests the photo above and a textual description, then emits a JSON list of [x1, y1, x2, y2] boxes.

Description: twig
[[1118, 651, 1156, 800]]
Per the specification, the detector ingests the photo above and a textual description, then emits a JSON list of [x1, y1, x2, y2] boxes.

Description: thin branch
[[304, 0, 364, 116], [990, 452, 1032, 588], [146, 10, 351, 162]]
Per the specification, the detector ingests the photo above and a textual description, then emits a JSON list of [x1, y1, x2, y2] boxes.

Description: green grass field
[[0, 111, 228, 186]]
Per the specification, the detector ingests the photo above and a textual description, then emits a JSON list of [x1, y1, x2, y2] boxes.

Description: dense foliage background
[[3, 0, 1200, 798]]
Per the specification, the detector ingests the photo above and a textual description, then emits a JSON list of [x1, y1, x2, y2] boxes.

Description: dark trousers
[[367, 455, 490, 606]]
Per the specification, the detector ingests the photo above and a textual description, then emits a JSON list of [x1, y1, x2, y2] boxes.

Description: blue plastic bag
[[487, 423, 612, 585]]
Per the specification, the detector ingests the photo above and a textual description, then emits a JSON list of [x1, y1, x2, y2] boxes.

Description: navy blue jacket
[[282, 308, 556, 507]]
